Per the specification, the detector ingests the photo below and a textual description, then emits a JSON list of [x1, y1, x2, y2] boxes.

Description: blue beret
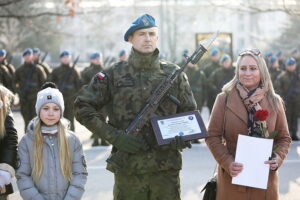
[[23, 48, 33, 56], [90, 52, 101, 59], [33, 48, 41, 54], [220, 54, 230, 63], [285, 57, 296, 66], [60, 50, 70, 58], [0, 49, 6, 56], [124, 14, 157, 42], [210, 48, 219, 56], [119, 50, 126, 56], [268, 56, 277, 64], [264, 51, 272, 57], [292, 48, 299, 54], [276, 50, 282, 57], [182, 49, 189, 56]]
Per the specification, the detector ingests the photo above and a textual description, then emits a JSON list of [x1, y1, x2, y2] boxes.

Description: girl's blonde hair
[[32, 119, 72, 182], [0, 85, 14, 139], [222, 50, 283, 111]]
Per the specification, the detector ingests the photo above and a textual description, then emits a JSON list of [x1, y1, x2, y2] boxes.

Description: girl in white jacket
[[17, 82, 88, 200]]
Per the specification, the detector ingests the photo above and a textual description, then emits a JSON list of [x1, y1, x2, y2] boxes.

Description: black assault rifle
[[106, 32, 218, 172]]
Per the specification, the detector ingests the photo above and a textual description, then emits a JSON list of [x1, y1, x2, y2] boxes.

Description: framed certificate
[[150, 110, 207, 145]]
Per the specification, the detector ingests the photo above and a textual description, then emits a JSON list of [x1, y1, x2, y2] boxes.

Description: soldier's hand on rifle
[[170, 136, 192, 151], [113, 133, 148, 154]]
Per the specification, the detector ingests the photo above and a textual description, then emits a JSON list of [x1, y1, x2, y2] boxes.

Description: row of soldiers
[[0, 46, 299, 145], [0, 48, 128, 146]]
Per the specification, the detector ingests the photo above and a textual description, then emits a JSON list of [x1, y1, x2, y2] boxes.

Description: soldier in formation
[[203, 48, 220, 113], [14, 48, 46, 130], [48, 50, 81, 131], [268, 56, 282, 84], [32, 48, 52, 78], [75, 14, 196, 200], [275, 58, 300, 141], [81, 52, 109, 146], [0, 49, 15, 92], [208, 54, 235, 109]]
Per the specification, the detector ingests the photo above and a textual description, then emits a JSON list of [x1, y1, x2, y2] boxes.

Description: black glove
[[170, 136, 192, 151], [112, 133, 148, 154]]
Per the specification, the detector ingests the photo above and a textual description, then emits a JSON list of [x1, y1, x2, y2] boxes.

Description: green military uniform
[[203, 61, 220, 112], [81, 62, 109, 146], [49, 63, 81, 131], [34, 60, 51, 78], [208, 66, 235, 108], [0, 59, 15, 92], [275, 70, 300, 140], [75, 48, 196, 199], [81, 63, 103, 85], [184, 66, 206, 111], [14, 62, 46, 130], [269, 67, 282, 85]]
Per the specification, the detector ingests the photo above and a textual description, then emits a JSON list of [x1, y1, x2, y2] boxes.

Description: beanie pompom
[[41, 82, 57, 90]]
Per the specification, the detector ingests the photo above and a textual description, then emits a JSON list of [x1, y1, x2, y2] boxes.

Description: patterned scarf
[[236, 82, 268, 136]]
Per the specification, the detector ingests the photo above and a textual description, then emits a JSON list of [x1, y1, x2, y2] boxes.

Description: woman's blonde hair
[[222, 50, 283, 111], [32, 118, 72, 182], [0, 85, 14, 139]]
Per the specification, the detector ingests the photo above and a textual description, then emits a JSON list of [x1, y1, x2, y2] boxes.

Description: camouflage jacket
[[269, 67, 282, 84], [274, 70, 300, 101], [184, 66, 207, 109], [14, 62, 46, 103], [49, 64, 81, 100], [203, 61, 220, 78], [75, 48, 196, 174], [34, 60, 52, 77], [208, 67, 235, 96], [81, 63, 103, 85]]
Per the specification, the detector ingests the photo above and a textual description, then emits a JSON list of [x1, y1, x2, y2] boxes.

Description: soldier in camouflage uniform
[[32, 48, 52, 78], [81, 52, 109, 146], [276, 50, 285, 70], [0, 49, 15, 92], [203, 48, 220, 113], [275, 58, 300, 141], [14, 48, 46, 131], [184, 62, 206, 112], [208, 54, 235, 110], [268, 56, 282, 84], [81, 52, 104, 85], [75, 14, 196, 200], [48, 50, 81, 131]]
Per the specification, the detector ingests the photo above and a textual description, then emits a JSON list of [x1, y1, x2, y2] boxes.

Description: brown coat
[[205, 88, 291, 200]]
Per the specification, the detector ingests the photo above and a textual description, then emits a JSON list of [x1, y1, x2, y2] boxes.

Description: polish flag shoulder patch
[[96, 72, 106, 79]]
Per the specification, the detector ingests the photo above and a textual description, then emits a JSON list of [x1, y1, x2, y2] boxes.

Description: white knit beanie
[[35, 87, 65, 117]]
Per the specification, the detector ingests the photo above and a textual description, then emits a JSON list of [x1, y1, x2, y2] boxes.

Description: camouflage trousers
[[113, 170, 181, 200]]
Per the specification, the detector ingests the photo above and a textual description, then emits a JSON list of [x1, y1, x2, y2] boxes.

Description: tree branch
[[0, 0, 24, 7]]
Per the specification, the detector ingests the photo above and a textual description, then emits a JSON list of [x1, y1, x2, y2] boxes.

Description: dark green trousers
[[113, 170, 181, 200]]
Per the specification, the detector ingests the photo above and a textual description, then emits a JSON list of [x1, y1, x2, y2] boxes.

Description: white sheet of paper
[[232, 135, 273, 189]]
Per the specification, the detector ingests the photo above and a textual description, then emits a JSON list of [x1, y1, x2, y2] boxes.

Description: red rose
[[254, 109, 269, 121]]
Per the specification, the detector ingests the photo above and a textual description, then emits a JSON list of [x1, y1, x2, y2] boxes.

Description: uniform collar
[[128, 48, 160, 70]]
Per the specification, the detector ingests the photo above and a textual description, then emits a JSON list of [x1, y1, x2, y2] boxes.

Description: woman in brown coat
[[205, 49, 291, 200]]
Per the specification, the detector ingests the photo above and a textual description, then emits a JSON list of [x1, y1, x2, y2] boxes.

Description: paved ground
[[8, 107, 300, 200]]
